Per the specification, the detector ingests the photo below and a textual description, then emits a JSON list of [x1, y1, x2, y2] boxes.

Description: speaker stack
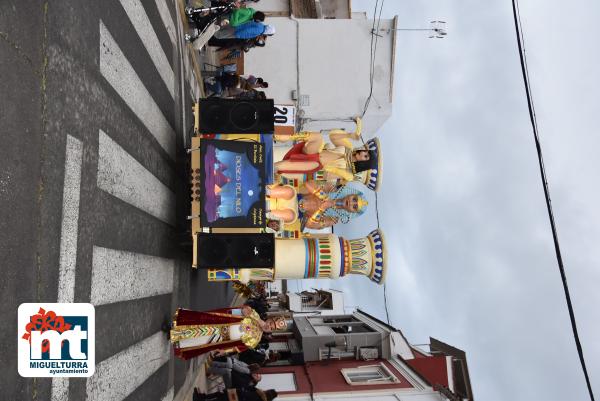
[[196, 233, 275, 269], [198, 99, 275, 134]]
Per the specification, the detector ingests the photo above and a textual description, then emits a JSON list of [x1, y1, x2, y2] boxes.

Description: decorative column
[[208, 229, 386, 285]]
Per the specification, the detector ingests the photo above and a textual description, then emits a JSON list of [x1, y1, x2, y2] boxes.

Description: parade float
[[187, 99, 386, 284]]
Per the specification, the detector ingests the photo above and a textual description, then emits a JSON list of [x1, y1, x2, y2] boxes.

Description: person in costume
[[170, 305, 284, 360], [266, 181, 368, 230]]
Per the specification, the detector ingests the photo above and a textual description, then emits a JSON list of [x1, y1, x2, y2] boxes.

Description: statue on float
[[266, 181, 369, 230], [274, 117, 382, 191]]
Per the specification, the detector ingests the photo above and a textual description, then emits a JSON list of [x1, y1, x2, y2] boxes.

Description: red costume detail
[[278, 142, 323, 173], [172, 307, 250, 360]]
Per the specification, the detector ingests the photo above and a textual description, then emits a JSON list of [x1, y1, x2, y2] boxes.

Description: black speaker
[[196, 233, 275, 269], [198, 99, 275, 133]]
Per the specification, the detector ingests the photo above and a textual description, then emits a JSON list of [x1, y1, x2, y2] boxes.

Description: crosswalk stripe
[[57, 135, 84, 304], [90, 246, 174, 306], [155, 0, 176, 45], [118, 0, 175, 99], [97, 129, 175, 225], [86, 331, 170, 401], [161, 386, 174, 401], [51, 135, 84, 401], [99, 20, 176, 159]]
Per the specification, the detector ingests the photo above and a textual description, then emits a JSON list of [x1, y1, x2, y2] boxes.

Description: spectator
[[233, 89, 267, 100], [225, 8, 265, 27], [239, 76, 268, 90], [194, 387, 278, 401], [208, 356, 261, 389], [214, 21, 275, 40], [238, 349, 281, 366]]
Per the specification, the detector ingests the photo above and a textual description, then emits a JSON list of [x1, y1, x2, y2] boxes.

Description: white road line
[[174, 0, 189, 148], [97, 129, 175, 225], [155, 0, 176, 45], [51, 378, 69, 401], [90, 246, 174, 306], [99, 20, 176, 159], [51, 135, 83, 401], [161, 387, 174, 401], [118, 0, 175, 99], [57, 135, 83, 302], [86, 331, 170, 401]]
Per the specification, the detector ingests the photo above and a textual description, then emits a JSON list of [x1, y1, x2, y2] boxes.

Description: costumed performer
[[266, 181, 368, 230], [170, 305, 279, 360]]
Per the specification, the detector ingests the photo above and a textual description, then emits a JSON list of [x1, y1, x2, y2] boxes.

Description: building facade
[[257, 309, 473, 401], [245, 0, 398, 135]]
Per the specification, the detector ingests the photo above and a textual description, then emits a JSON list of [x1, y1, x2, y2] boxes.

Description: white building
[[245, 0, 398, 135], [285, 288, 345, 316]]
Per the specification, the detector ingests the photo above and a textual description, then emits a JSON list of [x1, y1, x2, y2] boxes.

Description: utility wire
[[511, 1, 595, 400], [361, 1, 389, 324]]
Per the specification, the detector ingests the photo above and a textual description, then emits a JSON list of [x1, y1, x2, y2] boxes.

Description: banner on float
[[199, 139, 266, 228]]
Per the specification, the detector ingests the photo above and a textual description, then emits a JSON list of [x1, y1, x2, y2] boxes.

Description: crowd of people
[[185, 0, 274, 99]]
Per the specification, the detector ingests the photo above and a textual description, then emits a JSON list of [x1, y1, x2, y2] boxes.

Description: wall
[[244, 17, 397, 135], [254, 0, 290, 13], [258, 364, 312, 395], [295, 315, 387, 362], [259, 359, 414, 397]]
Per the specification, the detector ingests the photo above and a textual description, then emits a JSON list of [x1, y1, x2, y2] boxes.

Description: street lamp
[[374, 20, 447, 39]]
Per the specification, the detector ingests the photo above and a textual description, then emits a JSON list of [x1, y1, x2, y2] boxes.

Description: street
[[0, 0, 232, 400]]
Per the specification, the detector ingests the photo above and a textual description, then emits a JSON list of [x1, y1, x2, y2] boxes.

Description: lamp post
[[374, 20, 447, 38]]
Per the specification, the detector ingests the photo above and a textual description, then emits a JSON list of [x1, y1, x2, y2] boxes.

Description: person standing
[[208, 356, 262, 388], [226, 8, 265, 27], [194, 388, 278, 401], [214, 21, 275, 40]]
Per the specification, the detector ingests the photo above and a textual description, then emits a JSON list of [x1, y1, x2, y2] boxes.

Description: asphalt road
[[0, 0, 232, 400]]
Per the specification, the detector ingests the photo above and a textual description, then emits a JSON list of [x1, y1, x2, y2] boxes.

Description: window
[[332, 324, 375, 334], [341, 363, 400, 385], [319, 347, 356, 360], [259, 373, 297, 392], [322, 317, 357, 324]]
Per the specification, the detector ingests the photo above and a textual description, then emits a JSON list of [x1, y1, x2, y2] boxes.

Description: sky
[[293, 1, 600, 400]]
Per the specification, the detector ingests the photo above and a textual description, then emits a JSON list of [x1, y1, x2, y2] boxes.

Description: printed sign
[[199, 139, 267, 228], [18, 303, 95, 377], [274, 104, 295, 137]]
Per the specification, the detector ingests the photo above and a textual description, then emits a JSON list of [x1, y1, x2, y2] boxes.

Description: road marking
[[161, 387, 174, 401], [174, 0, 189, 148], [86, 331, 170, 401], [118, 0, 175, 99], [155, 0, 176, 45], [51, 135, 83, 401], [99, 20, 175, 159], [97, 129, 175, 225], [90, 246, 174, 306], [57, 135, 83, 303]]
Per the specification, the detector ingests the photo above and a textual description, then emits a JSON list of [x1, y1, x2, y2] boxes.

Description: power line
[[511, 1, 595, 400]]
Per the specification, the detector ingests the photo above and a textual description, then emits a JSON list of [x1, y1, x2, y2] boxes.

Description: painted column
[[208, 229, 386, 285]]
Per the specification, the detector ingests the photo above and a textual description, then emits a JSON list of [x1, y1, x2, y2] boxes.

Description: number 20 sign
[[274, 104, 296, 136]]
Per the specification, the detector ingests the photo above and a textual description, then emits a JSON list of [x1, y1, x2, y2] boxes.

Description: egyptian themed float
[[187, 100, 386, 284]]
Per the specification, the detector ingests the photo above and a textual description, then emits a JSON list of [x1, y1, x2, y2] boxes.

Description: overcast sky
[[293, 1, 600, 400]]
